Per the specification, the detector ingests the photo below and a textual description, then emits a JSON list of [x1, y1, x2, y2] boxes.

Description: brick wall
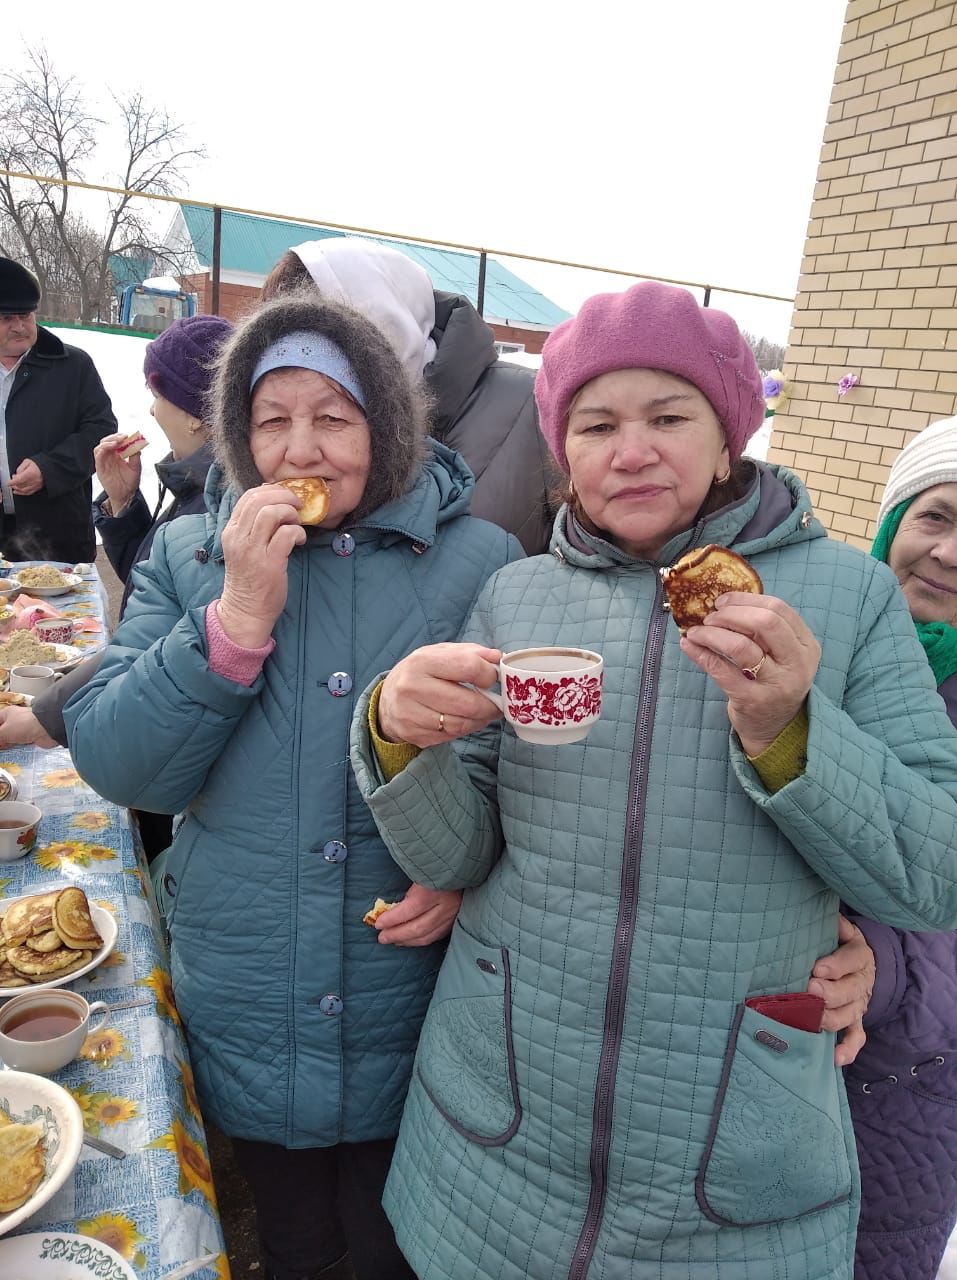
[[180, 275, 261, 324], [490, 323, 549, 355], [768, 0, 957, 550]]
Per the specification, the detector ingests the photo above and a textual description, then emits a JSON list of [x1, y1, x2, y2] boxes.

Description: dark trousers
[[231, 1136, 415, 1280]]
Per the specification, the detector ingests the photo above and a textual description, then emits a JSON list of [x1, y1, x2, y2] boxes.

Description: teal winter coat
[[66, 443, 520, 1148], [351, 464, 957, 1280]]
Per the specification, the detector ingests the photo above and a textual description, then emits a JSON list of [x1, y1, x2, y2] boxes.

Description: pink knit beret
[[534, 281, 765, 471]]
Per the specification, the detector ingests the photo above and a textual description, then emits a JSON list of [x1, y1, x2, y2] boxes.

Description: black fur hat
[[209, 292, 429, 520], [0, 258, 40, 314]]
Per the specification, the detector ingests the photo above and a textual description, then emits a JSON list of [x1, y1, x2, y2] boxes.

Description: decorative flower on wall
[[762, 369, 790, 416], [837, 373, 859, 397]]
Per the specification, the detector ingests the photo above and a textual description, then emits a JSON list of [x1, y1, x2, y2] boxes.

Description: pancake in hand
[[363, 898, 398, 927], [661, 544, 763, 634], [276, 477, 330, 526]]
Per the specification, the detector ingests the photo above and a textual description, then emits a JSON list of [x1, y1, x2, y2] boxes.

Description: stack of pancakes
[[0, 1115, 45, 1212], [0, 887, 102, 988]]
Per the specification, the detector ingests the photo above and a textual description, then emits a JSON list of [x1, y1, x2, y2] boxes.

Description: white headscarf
[[290, 238, 437, 381], [878, 415, 957, 522]]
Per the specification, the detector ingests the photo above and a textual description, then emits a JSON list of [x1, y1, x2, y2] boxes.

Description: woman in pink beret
[[350, 281, 957, 1280]]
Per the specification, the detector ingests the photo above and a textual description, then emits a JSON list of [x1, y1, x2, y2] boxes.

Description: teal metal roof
[[178, 205, 569, 328], [108, 252, 156, 295]]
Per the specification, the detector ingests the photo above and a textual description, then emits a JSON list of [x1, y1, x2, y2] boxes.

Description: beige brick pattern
[[768, 0, 957, 543]]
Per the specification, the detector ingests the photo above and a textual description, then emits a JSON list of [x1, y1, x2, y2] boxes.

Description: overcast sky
[[9, 0, 847, 341]]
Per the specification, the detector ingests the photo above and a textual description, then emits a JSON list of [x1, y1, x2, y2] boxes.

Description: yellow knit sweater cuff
[[368, 681, 421, 781], [747, 706, 809, 793]]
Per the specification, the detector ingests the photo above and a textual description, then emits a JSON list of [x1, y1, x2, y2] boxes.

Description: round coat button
[[319, 994, 343, 1016], [332, 532, 355, 557], [327, 672, 353, 696], [323, 840, 348, 863]]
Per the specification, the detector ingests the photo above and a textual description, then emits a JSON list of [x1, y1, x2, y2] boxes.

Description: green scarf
[[872, 498, 957, 686]]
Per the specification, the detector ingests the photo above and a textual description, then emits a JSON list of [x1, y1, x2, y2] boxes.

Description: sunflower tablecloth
[[1, 563, 228, 1278]]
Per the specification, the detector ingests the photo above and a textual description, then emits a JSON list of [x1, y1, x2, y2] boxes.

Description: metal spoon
[[82, 1131, 126, 1159]]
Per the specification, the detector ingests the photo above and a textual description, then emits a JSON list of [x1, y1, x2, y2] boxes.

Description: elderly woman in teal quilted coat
[[64, 295, 520, 1280], [350, 282, 957, 1280]]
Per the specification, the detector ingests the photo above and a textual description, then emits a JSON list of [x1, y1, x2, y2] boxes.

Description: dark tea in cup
[[0, 988, 110, 1073], [2, 1001, 83, 1041]]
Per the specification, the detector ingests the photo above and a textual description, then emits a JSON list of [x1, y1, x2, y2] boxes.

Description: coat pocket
[[151, 822, 200, 933], [695, 1002, 853, 1226], [416, 920, 521, 1146]]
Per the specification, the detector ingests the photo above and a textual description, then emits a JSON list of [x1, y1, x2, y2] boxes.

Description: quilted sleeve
[[844, 915, 907, 1029], [351, 586, 505, 890], [65, 524, 263, 814], [732, 560, 957, 930]]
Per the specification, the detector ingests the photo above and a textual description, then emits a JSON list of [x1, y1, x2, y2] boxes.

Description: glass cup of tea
[[0, 989, 110, 1075]]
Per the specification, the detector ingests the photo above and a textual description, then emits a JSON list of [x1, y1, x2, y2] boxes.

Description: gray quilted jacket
[[66, 443, 520, 1148], [351, 464, 957, 1280]]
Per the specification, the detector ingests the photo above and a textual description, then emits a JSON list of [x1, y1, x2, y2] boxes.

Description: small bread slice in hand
[[275, 477, 330, 526], [363, 898, 398, 927], [661, 544, 763, 634], [117, 432, 148, 460]]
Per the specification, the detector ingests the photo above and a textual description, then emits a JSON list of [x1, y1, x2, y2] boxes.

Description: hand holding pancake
[[664, 546, 821, 756], [681, 592, 821, 755], [377, 642, 504, 747], [370, 884, 463, 946], [218, 483, 309, 648]]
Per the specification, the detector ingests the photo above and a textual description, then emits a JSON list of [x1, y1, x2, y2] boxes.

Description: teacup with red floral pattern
[[481, 647, 603, 745]]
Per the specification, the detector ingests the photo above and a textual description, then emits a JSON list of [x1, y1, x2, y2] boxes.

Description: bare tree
[[742, 330, 786, 374], [0, 47, 203, 322]]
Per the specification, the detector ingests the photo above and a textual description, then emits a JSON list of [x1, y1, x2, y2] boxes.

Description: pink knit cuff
[[205, 600, 275, 686]]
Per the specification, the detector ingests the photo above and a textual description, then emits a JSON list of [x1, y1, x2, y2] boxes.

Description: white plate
[[0, 1231, 137, 1276], [45, 644, 86, 671], [13, 573, 83, 598], [0, 644, 84, 678], [0, 1072, 83, 1238], [0, 894, 118, 999]]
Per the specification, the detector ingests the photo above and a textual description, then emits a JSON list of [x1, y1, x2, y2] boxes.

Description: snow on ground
[[55, 326, 774, 521], [49, 324, 169, 515]]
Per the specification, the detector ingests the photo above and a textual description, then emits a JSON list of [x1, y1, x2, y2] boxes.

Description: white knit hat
[[878, 415, 957, 524]]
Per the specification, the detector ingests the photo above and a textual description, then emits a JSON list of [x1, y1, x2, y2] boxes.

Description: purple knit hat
[[143, 314, 233, 422], [535, 281, 765, 471]]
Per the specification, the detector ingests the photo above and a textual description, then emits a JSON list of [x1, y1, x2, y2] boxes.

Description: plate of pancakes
[[0, 1071, 83, 1237], [0, 886, 117, 998]]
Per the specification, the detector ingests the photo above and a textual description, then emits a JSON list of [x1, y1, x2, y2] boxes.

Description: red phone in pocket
[[745, 992, 826, 1033]]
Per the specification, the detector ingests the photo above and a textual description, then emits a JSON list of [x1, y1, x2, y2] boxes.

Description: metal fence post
[[477, 250, 487, 317], [211, 205, 223, 315], [703, 285, 712, 307]]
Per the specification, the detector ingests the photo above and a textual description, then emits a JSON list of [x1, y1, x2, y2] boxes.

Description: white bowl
[[0, 1070, 83, 1237]]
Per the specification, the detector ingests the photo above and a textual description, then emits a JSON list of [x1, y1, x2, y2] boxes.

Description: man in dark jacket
[[0, 257, 116, 562]]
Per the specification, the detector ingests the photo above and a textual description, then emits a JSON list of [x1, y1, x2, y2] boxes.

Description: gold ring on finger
[[741, 652, 768, 682]]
